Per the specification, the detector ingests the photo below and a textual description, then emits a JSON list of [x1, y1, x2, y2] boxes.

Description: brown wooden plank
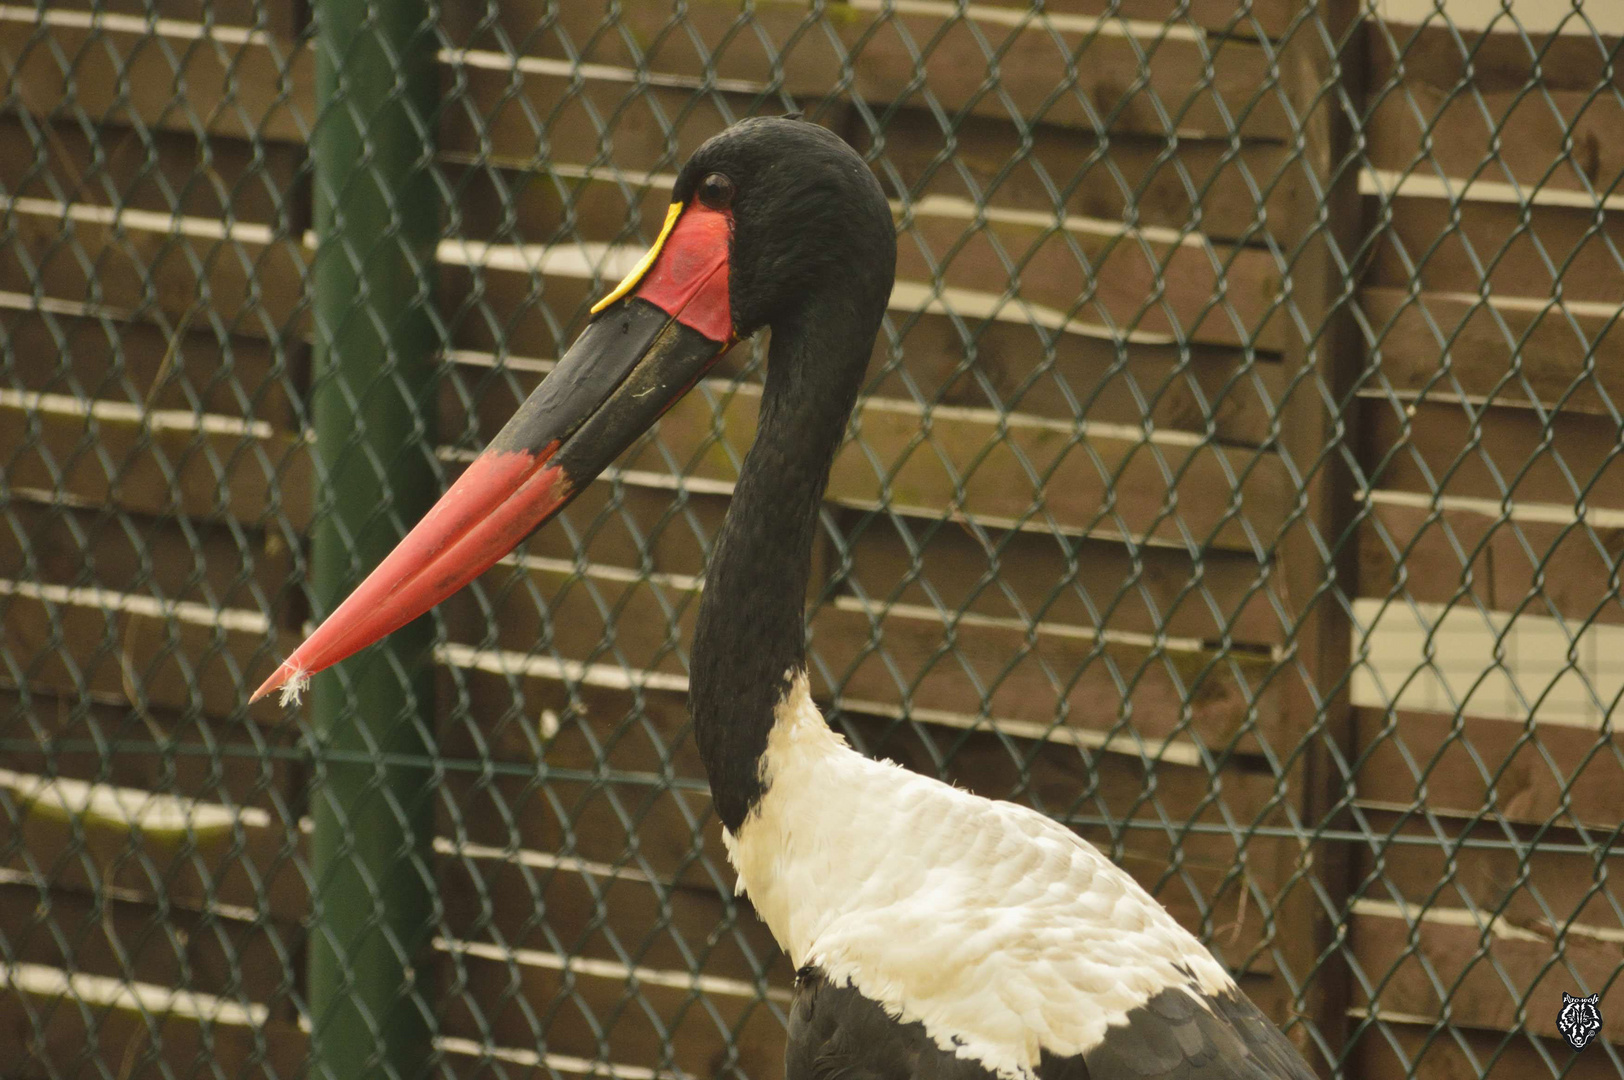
[[1364, 23, 1624, 192], [1359, 498, 1624, 628], [2, 11, 313, 146], [1364, 283, 1624, 418], [1353, 707, 1624, 832], [880, 109, 1296, 245], [1, 689, 301, 814], [1, 498, 294, 613], [1348, 1017, 1615, 1080], [0, 195, 308, 342], [837, 509, 1281, 645], [449, 0, 1287, 141], [0, 771, 307, 925], [0, 876, 299, 1010], [1350, 904, 1624, 1046], [436, 939, 788, 1080], [44, 0, 305, 38], [0, 967, 305, 1080], [1362, 397, 1624, 512], [812, 600, 1284, 754], [0, 580, 297, 725], [897, 206, 1285, 352], [963, 0, 1296, 38], [1354, 811, 1624, 940], [0, 115, 307, 230], [437, 846, 792, 989], [0, 391, 312, 529], [1, 304, 303, 428], [1366, 192, 1624, 308]]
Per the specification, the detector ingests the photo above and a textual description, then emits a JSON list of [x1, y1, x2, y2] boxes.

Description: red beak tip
[[251, 663, 310, 707]]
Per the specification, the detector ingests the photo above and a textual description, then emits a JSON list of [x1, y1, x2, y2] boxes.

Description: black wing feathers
[[787, 969, 1317, 1080], [1077, 988, 1317, 1080]]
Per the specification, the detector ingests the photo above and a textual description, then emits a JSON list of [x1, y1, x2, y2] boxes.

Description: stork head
[[252, 117, 893, 703]]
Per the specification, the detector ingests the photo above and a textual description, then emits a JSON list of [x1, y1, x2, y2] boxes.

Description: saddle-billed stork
[[255, 117, 1318, 1080]]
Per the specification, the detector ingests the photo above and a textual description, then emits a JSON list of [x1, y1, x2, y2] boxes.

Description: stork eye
[[698, 172, 735, 210]]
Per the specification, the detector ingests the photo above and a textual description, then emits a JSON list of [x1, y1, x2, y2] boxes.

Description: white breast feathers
[[722, 672, 1238, 1080]]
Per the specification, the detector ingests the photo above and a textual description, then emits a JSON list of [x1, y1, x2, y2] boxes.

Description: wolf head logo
[[1558, 992, 1602, 1051]]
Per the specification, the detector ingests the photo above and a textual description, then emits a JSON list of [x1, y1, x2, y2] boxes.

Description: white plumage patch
[[723, 672, 1237, 1080]]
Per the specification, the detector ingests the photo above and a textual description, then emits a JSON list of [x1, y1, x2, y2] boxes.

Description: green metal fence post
[[307, 0, 441, 1076]]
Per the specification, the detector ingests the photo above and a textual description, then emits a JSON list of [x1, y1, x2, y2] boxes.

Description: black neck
[[689, 299, 872, 832]]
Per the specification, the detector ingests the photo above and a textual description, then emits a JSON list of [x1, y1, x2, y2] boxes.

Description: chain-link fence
[[1, 0, 1620, 1077]]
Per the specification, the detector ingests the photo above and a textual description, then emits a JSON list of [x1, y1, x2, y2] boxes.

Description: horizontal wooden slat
[[437, 846, 791, 989], [1360, 286, 1624, 420], [0, 10, 312, 145], [1359, 497, 1624, 627], [837, 509, 1280, 645], [1354, 811, 1624, 939], [0, 579, 295, 724], [0, 962, 305, 1080], [966, 0, 1294, 38], [1348, 1017, 1618, 1080], [0, 770, 307, 923], [43, 0, 304, 38], [0, 115, 307, 230], [1, 303, 303, 428], [437, 937, 788, 1080], [1353, 707, 1624, 831], [1351, 902, 1623, 1046], [0, 390, 311, 527], [1362, 398, 1624, 512], [2, 497, 294, 612], [445, 0, 1287, 143], [1365, 191, 1624, 307], [0, 875, 298, 1010], [1, 689, 301, 814], [1365, 22, 1624, 192]]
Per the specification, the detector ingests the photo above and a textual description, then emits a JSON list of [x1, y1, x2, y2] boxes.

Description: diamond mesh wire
[[0, 1, 1619, 1078]]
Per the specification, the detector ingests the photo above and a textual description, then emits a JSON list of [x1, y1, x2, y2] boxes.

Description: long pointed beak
[[252, 201, 734, 704]]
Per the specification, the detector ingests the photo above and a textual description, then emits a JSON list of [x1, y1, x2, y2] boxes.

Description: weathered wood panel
[[1, 305, 303, 428], [1351, 903, 1624, 1045], [0, 877, 299, 1009], [0, 581, 295, 724], [1364, 22, 1624, 192], [436, 939, 788, 1080], [1359, 498, 1624, 627], [1348, 1019, 1616, 1080], [1353, 707, 1624, 831], [0, 690, 300, 814], [0, 115, 307, 229], [1366, 193, 1624, 307], [2, 498, 293, 613], [444, 0, 1287, 142], [0, 389, 310, 528], [836, 510, 1279, 645], [1359, 286, 1624, 416], [1354, 812, 1624, 939], [1363, 399, 1624, 512], [0, 968, 305, 1080]]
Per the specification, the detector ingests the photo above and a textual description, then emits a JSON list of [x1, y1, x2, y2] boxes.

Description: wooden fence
[[0, 1, 1620, 1078]]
